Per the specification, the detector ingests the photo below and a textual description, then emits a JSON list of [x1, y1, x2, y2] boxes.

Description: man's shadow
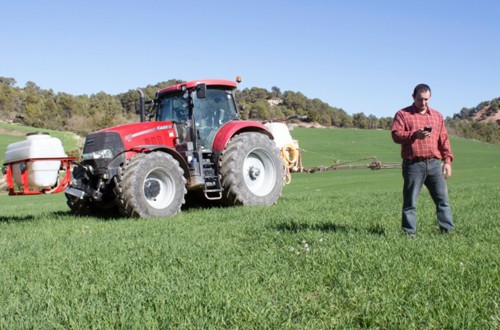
[[273, 220, 386, 236]]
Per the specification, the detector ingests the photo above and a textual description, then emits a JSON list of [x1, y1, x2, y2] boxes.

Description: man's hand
[[443, 163, 452, 179], [415, 129, 432, 140]]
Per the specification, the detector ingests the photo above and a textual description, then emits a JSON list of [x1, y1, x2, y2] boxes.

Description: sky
[[1, 0, 499, 119]]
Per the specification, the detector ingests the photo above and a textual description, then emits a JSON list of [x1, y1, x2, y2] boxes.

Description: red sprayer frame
[[3, 157, 76, 195]]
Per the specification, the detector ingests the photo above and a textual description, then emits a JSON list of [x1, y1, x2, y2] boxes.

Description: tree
[[352, 112, 368, 129], [56, 93, 77, 118], [249, 100, 271, 120], [0, 77, 16, 86], [318, 112, 331, 126], [271, 86, 282, 98], [378, 117, 393, 130], [0, 82, 16, 118], [25, 81, 41, 92], [23, 99, 45, 127], [367, 114, 379, 129], [282, 91, 307, 115], [43, 97, 64, 129], [117, 89, 140, 116], [88, 92, 125, 131], [268, 104, 285, 121], [308, 107, 320, 123]]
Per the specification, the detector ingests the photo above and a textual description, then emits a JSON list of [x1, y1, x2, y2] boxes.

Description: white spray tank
[[264, 122, 301, 182], [3, 132, 68, 189], [264, 122, 294, 149]]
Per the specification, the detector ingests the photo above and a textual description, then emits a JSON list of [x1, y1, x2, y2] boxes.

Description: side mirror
[[196, 83, 207, 99]]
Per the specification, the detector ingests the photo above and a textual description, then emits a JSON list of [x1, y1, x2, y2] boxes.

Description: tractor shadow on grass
[[51, 210, 122, 221], [274, 220, 386, 236], [0, 211, 119, 222], [0, 215, 36, 222]]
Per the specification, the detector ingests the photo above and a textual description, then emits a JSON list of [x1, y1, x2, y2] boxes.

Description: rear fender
[[212, 121, 273, 152]]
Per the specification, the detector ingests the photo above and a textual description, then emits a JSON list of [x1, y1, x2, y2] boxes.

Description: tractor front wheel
[[115, 152, 186, 218], [219, 132, 284, 206]]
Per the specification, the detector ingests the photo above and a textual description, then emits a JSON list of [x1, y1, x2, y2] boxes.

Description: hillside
[[471, 104, 500, 124], [446, 97, 500, 144], [452, 97, 500, 124], [0, 76, 391, 135], [1, 76, 498, 144]]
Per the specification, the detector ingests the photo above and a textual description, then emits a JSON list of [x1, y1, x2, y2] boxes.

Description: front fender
[[212, 121, 274, 152], [126, 145, 190, 179]]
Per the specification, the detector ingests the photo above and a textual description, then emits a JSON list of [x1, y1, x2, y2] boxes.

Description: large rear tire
[[219, 132, 284, 206], [115, 152, 186, 218]]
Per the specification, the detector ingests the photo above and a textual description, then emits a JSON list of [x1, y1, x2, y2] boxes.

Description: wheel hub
[[248, 166, 261, 180], [144, 179, 161, 199]]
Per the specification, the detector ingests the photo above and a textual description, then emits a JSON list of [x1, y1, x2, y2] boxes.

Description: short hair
[[413, 84, 431, 97]]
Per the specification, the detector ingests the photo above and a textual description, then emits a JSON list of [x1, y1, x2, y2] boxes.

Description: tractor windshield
[[156, 92, 189, 123], [193, 88, 238, 150]]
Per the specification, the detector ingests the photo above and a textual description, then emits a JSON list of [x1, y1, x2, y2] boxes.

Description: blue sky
[[2, 0, 499, 118]]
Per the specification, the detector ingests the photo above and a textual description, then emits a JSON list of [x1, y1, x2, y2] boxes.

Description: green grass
[[1, 127, 499, 329]]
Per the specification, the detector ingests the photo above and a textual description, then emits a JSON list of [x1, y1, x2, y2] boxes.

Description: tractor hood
[[94, 121, 178, 151]]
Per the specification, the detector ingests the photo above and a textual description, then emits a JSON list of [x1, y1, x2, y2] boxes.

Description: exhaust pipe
[[137, 89, 145, 122]]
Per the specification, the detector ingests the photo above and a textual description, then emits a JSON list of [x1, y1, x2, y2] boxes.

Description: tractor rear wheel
[[115, 152, 186, 218], [219, 132, 284, 206]]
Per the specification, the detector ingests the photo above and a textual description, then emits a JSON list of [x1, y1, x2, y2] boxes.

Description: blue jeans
[[402, 158, 454, 235]]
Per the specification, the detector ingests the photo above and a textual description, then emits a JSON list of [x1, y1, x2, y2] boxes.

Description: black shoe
[[403, 231, 416, 239], [440, 227, 456, 235]]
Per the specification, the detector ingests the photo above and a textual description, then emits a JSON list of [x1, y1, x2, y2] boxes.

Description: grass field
[[1, 126, 499, 329]]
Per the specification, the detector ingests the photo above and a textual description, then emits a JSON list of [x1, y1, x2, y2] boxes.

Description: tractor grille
[[83, 132, 125, 169]]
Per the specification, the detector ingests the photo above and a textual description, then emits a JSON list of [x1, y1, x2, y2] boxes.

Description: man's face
[[413, 90, 431, 113]]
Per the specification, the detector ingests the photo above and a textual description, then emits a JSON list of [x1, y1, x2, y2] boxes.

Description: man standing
[[391, 84, 455, 237]]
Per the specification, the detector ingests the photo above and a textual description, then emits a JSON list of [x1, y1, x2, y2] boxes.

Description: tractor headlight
[[82, 149, 113, 160]]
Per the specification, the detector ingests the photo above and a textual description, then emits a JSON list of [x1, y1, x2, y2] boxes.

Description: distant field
[[0, 125, 499, 328]]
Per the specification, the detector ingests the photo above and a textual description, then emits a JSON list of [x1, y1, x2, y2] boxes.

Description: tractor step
[[203, 188, 222, 200], [202, 174, 223, 200], [199, 154, 223, 200]]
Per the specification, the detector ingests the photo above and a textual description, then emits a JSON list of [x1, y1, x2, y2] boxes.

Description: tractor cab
[[153, 80, 239, 151]]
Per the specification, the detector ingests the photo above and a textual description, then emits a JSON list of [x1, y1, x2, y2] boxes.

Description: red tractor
[[62, 78, 285, 217]]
